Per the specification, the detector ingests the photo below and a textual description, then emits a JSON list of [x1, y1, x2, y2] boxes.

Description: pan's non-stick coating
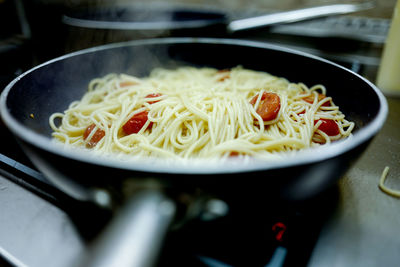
[[0, 38, 387, 199]]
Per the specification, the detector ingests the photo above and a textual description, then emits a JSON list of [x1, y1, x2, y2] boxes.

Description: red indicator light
[[272, 222, 287, 242]]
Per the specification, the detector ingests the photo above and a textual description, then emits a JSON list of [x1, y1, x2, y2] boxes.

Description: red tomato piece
[[302, 93, 330, 106], [83, 123, 105, 147], [315, 119, 340, 136], [229, 151, 239, 157], [122, 111, 153, 135], [250, 92, 281, 121], [145, 93, 162, 104]]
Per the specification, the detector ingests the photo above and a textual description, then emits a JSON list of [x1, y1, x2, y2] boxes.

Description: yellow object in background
[[377, 0, 400, 96]]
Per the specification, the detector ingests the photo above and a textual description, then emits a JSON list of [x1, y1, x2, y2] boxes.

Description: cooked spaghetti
[[49, 66, 354, 160], [379, 166, 400, 197]]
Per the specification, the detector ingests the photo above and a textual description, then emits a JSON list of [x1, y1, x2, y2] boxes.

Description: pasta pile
[[49, 66, 354, 160]]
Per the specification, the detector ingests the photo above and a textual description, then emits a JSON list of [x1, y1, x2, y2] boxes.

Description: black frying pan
[[0, 38, 387, 267]]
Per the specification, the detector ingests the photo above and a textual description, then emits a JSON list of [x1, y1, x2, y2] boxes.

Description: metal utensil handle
[[80, 190, 176, 267], [227, 2, 375, 32]]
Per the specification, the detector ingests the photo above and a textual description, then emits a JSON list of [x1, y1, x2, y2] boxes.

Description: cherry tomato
[[302, 93, 330, 106], [229, 151, 239, 157], [145, 93, 162, 104], [122, 111, 152, 135], [250, 92, 281, 121], [83, 123, 105, 147], [315, 119, 340, 136]]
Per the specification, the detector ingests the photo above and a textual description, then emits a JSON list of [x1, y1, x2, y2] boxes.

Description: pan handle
[[227, 2, 374, 32], [79, 190, 176, 267]]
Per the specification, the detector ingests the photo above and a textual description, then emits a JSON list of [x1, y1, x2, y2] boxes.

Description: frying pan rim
[[62, 2, 228, 30], [0, 37, 388, 175]]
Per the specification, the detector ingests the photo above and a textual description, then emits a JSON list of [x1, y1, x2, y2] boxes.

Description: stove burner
[[156, 185, 338, 267]]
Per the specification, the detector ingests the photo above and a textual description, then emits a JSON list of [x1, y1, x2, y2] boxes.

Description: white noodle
[[379, 166, 400, 197]]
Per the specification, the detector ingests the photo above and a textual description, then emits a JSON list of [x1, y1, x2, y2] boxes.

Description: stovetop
[[1, 1, 400, 266]]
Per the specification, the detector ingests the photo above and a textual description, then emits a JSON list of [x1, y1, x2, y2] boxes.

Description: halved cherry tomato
[[83, 123, 105, 147], [229, 151, 239, 157], [145, 93, 162, 104], [315, 119, 340, 136], [119, 81, 138, 87], [302, 93, 330, 106], [250, 92, 281, 121], [123, 111, 153, 135]]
